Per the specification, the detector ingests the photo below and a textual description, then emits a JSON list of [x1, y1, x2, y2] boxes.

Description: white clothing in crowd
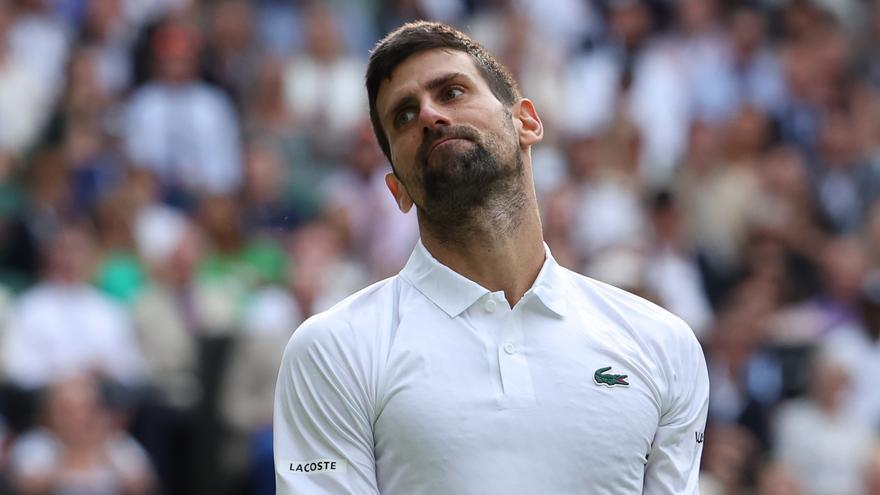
[[125, 82, 242, 194], [775, 397, 876, 495], [2, 283, 146, 389]]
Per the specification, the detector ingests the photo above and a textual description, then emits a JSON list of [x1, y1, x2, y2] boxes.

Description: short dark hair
[[366, 21, 521, 168]]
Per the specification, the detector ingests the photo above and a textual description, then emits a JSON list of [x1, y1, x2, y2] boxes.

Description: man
[[274, 21, 709, 494]]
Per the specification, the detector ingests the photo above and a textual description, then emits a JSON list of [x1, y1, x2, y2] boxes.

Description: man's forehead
[[377, 49, 483, 105]]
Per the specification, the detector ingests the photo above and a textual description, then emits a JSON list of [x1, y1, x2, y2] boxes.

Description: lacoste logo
[[593, 366, 630, 387]]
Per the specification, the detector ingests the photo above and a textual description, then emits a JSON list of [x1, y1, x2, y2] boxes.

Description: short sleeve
[[273, 318, 380, 494], [643, 323, 710, 494]]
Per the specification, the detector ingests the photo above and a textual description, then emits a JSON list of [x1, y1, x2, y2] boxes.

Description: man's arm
[[274, 318, 380, 494], [643, 324, 710, 494]]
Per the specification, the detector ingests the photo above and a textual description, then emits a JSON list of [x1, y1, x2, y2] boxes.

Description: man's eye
[[395, 109, 416, 127], [443, 87, 464, 100]]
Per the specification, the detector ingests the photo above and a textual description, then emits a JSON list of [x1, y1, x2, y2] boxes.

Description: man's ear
[[514, 98, 543, 148], [385, 172, 414, 213]]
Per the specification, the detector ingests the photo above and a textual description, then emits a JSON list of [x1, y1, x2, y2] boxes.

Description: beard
[[410, 113, 525, 235]]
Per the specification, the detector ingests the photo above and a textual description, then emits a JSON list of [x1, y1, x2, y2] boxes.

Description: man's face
[[375, 49, 523, 223]]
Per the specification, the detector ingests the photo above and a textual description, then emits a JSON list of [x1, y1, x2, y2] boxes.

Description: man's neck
[[419, 189, 546, 308]]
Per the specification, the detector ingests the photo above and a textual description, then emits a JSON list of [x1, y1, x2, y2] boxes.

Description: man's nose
[[419, 101, 451, 131]]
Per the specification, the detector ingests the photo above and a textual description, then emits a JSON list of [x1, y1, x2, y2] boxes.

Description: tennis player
[[274, 21, 709, 494]]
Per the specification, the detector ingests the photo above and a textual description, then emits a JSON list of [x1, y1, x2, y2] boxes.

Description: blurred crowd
[[0, 0, 879, 494]]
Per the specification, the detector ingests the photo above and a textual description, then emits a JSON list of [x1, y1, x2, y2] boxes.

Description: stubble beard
[[413, 115, 528, 245]]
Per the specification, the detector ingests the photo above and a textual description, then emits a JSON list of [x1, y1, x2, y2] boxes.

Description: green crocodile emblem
[[593, 366, 630, 387]]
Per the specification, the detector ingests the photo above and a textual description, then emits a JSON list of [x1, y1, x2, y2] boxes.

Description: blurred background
[[0, 0, 878, 494]]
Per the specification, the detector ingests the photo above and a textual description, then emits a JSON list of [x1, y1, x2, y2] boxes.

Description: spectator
[[675, 120, 764, 304], [219, 272, 304, 495], [322, 119, 419, 278], [822, 280, 880, 429], [2, 222, 146, 390], [3, 149, 75, 290], [286, 221, 369, 317], [751, 145, 825, 304], [672, 0, 735, 123], [644, 190, 713, 338], [774, 351, 879, 495], [203, 0, 261, 108], [812, 107, 880, 234], [777, 10, 848, 151], [706, 295, 782, 448], [131, 207, 201, 409], [282, 5, 365, 158], [80, 0, 135, 97], [8, 374, 155, 495], [470, 4, 565, 134], [519, 0, 602, 54], [125, 18, 242, 198], [544, 120, 647, 268], [773, 237, 869, 342], [562, 0, 658, 138], [195, 194, 287, 330], [721, 3, 788, 118], [0, 3, 56, 157], [7, 0, 71, 98], [46, 46, 128, 215], [241, 140, 303, 234], [91, 181, 147, 303], [130, 207, 203, 495], [242, 55, 293, 138]]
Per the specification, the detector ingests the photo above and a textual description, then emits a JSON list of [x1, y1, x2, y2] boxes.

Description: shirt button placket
[[497, 306, 535, 407]]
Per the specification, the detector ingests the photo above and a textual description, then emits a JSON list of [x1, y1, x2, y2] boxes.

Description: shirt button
[[484, 299, 497, 313], [503, 343, 516, 355]]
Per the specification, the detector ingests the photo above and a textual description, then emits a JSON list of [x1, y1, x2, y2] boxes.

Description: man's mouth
[[429, 137, 468, 155]]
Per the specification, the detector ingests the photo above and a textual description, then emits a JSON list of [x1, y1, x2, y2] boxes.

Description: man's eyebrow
[[425, 72, 467, 92], [384, 72, 470, 125]]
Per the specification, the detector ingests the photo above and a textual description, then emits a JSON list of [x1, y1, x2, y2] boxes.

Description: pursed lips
[[429, 137, 467, 154]]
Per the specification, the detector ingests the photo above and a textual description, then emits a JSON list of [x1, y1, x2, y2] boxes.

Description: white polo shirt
[[274, 241, 709, 494]]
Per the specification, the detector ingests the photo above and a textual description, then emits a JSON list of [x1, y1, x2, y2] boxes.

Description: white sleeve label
[[283, 459, 348, 475]]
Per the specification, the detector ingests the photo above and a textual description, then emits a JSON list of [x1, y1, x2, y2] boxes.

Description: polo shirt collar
[[400, 240, 569, 318]]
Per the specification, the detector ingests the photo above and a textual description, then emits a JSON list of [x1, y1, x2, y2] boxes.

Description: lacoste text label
[[284, 459, 347, 475]]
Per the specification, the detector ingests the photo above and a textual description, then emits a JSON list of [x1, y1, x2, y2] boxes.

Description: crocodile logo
[[593, 366, 630, 387]]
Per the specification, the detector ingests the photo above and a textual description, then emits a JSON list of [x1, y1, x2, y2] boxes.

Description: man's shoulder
[[561, 269, 707, 400], [284, 276, 401, 355], [561, 267, 696, 344]]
